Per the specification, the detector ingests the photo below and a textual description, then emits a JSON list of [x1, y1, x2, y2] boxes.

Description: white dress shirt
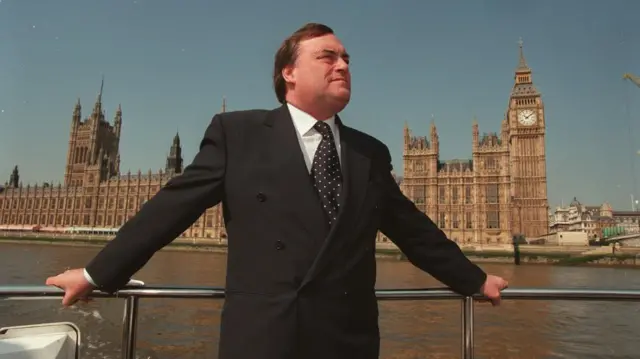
[[286, 102, 342, 172], [83, 103, 342, 287]]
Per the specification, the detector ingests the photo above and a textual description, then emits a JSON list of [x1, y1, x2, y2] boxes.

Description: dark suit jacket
[[85, 104, 487, 359]]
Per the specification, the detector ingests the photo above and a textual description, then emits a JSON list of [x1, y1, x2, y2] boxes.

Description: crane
[[623, 73, 640, 87]]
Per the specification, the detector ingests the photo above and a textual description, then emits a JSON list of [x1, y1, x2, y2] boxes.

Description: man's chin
[[334, 88, 351, 101], [329, 93, 350, 111]]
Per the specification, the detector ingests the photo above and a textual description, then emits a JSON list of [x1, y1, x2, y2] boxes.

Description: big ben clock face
[[517, 109, 537, 126]]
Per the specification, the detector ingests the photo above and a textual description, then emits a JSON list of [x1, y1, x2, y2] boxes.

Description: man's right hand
[[45, 268, 96, 307]]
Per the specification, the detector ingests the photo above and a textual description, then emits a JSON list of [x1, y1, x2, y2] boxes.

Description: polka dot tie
[[311, 121, 343, 226]]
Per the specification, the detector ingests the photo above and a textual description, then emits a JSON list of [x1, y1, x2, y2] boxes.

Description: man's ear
[[282, 65, 295, 85]]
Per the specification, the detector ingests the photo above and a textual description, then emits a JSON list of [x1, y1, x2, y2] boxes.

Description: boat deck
[[2, 285, 640, 359]]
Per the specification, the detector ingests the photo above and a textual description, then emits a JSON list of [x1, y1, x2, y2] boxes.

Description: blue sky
[[1, 0, 639, 210]]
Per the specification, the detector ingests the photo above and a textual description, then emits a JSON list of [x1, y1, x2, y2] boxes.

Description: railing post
[[121, 296, 140, 359], [461, 296, 474, 359]]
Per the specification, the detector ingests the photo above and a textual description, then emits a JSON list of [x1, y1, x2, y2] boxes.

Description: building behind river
[[390, 40, 549, 245], [1, 41, 550, 246], [0, 84, 226, 240]]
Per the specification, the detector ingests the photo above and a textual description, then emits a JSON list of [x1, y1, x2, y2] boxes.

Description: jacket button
[[256, 192, 266, 202], [275, 240, 285, 250]]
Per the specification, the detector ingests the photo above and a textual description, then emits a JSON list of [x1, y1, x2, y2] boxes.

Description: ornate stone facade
[[549, 197, 640, 239], [549, 198, 615, 239], [2, 43, 551, 247], [384, 41, 549, 245], [0, 83, 226, 240]]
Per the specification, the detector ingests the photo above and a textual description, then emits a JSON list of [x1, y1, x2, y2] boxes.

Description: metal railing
[[2, 286, 640, 359]]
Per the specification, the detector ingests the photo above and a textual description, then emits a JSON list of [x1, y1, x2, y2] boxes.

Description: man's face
[[284, 34, 351, 114]]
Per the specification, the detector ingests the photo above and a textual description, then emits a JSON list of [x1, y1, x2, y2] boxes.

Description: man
[[46, 23, 508, 359]]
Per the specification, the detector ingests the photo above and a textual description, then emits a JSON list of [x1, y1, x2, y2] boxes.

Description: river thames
[[1, 242, 639, 359]]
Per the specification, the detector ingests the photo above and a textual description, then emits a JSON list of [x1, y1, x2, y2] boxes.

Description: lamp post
[[511, 196, 522, 265]]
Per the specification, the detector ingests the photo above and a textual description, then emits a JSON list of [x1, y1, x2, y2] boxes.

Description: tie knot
[[313, 121, 332, 136]]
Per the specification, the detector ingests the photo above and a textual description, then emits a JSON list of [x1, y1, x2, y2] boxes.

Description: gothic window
[[486, 184, 499, 204], [465, 212, 472, 229], [486, 211, 500, 229], [413, 186, 426, 204], [438, 187, 446, 204], [439, 212, 446, 228], [485, 157, 497, 170], [452, 213, 459, 228], [452, 187, 459, 204]]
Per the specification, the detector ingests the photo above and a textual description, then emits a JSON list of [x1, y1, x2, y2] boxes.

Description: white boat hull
[[0, 322, 80, 359]]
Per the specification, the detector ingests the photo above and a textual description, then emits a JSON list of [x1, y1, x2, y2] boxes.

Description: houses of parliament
[[0, 41, 548, 245], [0, 85, 226, 240], [395, 40, 549, 245]]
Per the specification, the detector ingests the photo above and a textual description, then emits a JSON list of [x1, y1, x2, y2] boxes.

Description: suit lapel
[[300, 116, 372, 287], [263, 105, 327, 246], [337, 120, 372, 225]]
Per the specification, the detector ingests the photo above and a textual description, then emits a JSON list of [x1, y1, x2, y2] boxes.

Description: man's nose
[[335, 58, 349, 72]]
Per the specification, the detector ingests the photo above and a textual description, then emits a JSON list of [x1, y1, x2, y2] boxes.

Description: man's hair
[[273, 23, 334, 104]]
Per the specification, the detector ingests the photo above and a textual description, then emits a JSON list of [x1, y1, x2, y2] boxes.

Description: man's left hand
[[480, 274, 509, 306]]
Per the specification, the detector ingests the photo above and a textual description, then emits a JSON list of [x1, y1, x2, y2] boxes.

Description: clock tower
[[507, 39, 549, 238]]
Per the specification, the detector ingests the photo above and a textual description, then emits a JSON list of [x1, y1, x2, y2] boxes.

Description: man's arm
[[84, 114, 227, 293], [377, 147, 486, 297]]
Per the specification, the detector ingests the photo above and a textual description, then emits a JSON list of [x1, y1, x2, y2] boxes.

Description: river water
[[1, 242, 639, 359]]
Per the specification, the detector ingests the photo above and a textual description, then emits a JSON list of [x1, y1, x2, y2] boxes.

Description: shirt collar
[[287, 102, 337, 137]]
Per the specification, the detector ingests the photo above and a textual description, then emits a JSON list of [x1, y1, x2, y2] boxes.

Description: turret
[[165, 132, 184, 175], [429, 117, 439, 153], [472, 117, 479, 151], [8, 165, 19, 188], [72, 98, 81, 130], [114, 104, 122, 138], [403, 122, 410, 150]]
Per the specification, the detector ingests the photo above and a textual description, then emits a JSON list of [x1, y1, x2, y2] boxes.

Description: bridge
[[603, 233, 640, 246]]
